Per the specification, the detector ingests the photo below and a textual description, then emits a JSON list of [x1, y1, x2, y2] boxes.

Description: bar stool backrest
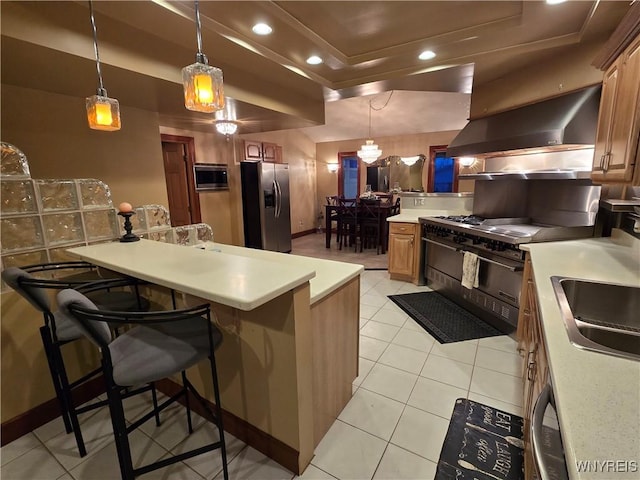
[[56, 289, 111, 347], [2, 267, 50, 312]]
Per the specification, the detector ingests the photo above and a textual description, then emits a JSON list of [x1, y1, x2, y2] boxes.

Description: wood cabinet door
[[244, 140, 263, 161], [388, 233, 415, 277], [592, 60, 620, 177], [262, 142, 278, 162], [605, 35, 640, 182]]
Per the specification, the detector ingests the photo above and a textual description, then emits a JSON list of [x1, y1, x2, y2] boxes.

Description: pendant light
[[182, 0, 225, 113], [85, 0, 121, 131], [357, 100, 382, 164]]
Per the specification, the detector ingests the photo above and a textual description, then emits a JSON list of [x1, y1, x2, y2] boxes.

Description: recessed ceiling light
[[306, 55, 323, 65], [546, 0, 566, 4], [419, 50, 436, 60], [252, 23, 272, 35]]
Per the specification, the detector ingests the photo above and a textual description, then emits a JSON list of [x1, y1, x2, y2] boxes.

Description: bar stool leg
[[40, 326, 73, 434], [104, 363, 135, 480], [209, 352, 229, 480], [53, 342, 87, 457], [182, 371, 194, 434]]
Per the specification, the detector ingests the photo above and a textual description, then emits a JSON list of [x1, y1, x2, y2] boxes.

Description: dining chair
[[337, 197, 359, 251], [325, 195, 341, 244], [57, 288, 229, 480], [359, 198, 383, 254], [1, 263, 157, 458]]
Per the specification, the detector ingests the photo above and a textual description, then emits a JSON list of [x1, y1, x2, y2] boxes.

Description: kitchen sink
[[551, 277, 640, 361]]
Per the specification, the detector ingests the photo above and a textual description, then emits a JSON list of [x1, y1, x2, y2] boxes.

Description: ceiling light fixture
[[357, 100, 382, 164], [306, 55, 323, 65], [418, 50, 436, 60], [85, 0, 121, 131], [401, 156, 420, 166], [214, 120, 238, 136], [182, 0, 225, 113], [546, 0, 566, 4], [252, 23, 272, 35], [459, 156, 476, 167]]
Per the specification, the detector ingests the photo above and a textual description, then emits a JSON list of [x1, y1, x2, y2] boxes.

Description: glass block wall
[[1, 142, 213, 285]]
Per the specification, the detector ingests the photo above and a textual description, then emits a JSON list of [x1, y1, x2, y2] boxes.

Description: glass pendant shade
[[182, 61, 225, 113], [358, 139, 382, 164], [86, 0, 120, 131], [86, 94, 121, 131]]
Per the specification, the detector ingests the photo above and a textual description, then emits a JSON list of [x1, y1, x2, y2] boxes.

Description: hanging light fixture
[[357, 100, 382, 164], [85, 0, 121, 131], [214, 120, 238, 136], [182, 0, 225, 113]]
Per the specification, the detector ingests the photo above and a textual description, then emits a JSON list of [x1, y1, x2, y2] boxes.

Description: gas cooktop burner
[[435, 215, 486, 225]]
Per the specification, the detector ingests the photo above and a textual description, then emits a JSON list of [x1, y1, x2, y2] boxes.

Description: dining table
[[324, 198, 396, 253]]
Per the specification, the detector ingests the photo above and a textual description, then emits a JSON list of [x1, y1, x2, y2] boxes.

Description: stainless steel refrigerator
[[366, 166, 390, 192], [240, 161, 292, 253]]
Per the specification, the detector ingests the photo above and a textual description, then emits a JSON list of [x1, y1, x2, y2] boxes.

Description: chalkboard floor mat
[[435, 398, 524, 480], [387, 291, 503, 343]]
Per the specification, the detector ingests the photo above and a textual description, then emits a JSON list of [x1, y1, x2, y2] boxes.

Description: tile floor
[[1, 245, 523, 480]]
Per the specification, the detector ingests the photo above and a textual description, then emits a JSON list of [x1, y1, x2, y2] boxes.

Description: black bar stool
[[1, 262, 158, 457], [58, 288, 229, 480]]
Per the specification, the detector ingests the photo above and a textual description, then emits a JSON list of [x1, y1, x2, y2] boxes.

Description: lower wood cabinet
[[516, 253, 549, 480], [388, 222, 421, 284]]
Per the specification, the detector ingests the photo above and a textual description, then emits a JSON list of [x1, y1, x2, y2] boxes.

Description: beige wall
[[470, 40, 605, 118], [238, 130, 318, 235], [1, 84, 168, 209], [316, 130, 466, 211], [159, 126, 240, 246]]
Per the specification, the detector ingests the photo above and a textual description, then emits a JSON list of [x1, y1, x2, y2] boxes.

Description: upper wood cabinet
[[592, 33, 640, 184], [243, 140, 282, 163]]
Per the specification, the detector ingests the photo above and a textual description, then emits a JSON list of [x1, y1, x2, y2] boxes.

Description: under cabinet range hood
[[447, 85, 601, 158]]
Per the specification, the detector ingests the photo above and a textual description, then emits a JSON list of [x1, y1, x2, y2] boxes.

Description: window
[[427, 145, 459, 193], [338, 152, 359, 198]]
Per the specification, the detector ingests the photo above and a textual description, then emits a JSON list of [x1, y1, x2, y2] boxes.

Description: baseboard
[[1, 375, 106, 446], [1, 376, 301, 474], [155, 379, 301, 475], [291, 228, 317, 239]]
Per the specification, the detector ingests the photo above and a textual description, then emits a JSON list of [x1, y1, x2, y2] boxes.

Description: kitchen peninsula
[[67, 239, 363, 475]]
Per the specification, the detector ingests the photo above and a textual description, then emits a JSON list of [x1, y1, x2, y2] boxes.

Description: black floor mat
[[387, 291, 502, 343], [436, 398, 524, 480]]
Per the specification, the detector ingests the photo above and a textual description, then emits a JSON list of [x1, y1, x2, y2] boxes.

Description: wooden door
[[161, 135, 201, 227]]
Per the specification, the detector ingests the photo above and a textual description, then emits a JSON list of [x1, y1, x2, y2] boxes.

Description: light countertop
[[68, 240, 362, 310], [522, 231, 640, 479], [387, 209, 472, 224]]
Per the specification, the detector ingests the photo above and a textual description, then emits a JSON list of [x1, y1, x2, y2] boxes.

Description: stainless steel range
[[419, 178, 600, 332]]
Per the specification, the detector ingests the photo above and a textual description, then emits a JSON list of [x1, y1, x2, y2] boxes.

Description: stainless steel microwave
[[194, 164, 228, 191]]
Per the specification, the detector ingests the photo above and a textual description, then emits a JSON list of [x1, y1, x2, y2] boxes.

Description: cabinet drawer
[[389, 222, 415, 235]]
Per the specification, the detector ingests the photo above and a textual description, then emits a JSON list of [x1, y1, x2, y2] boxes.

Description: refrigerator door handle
[[274, 180, 280, 218]]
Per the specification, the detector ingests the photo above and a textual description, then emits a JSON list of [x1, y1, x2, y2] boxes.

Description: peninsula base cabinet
[[516, 253, 549, 480], [388, 222, 421, 284]]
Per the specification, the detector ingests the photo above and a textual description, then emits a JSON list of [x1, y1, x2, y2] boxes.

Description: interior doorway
[[427, 145, 460, 193], [338, 152, 360, 198], [160, 134, 201, 226]]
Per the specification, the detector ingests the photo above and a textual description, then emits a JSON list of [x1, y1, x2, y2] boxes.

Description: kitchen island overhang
[[67, 240, 363, 475]]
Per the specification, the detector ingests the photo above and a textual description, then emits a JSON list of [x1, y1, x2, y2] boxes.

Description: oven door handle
[[423, 238, 460, 252], [531, 384, 562, 480], [476, 255, 523, 272]]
